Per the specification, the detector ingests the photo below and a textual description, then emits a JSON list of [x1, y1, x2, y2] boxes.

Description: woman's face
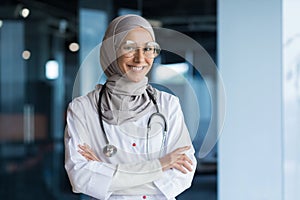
[[117, 27, 155, 82]]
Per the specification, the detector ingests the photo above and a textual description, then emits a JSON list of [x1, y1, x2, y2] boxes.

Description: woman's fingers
[[182, 154, 193, 166], [169, 155, 193, 173], [174, 146, 191, 154], [78, 150, 96, 161], [77, 144, 102, 162], [78, 149, 101, 161], [78, 144, 93, 154], [173, 163, 187, 174], [177, 159, 193, 172], [159, 146, 194, 173]]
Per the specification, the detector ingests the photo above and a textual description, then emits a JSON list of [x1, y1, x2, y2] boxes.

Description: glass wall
[[0, 0, 217, 199], [0, 1, 79, 199]]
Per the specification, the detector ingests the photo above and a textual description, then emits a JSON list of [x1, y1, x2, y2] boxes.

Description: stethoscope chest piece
[[103, 144, 117, 157]]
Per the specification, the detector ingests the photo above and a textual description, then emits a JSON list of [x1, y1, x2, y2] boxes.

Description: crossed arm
[[78, 143, 193, 174], [65, 95, 197, 199]]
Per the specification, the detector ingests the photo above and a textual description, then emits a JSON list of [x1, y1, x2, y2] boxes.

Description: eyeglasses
[[118, 40, 161, 59]]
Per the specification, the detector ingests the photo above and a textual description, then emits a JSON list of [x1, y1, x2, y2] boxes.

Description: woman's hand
[[159, 146, 193, 174], [78, 144, 102, 162]]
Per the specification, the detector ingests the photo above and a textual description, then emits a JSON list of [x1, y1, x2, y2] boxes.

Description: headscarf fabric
[[99, 14, 157, 125], [100, 14, 155, 77]]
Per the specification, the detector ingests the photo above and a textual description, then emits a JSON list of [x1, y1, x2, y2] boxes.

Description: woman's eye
[[144, 47, 154, 52], [123, 46, 135, 51]]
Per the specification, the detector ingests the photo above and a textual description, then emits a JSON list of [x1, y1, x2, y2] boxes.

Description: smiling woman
[[64, 14, 196, 200], [116, 27, 158, 82]]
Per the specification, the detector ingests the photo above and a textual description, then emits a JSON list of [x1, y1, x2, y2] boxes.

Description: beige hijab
[[99, 14, 157, 125]]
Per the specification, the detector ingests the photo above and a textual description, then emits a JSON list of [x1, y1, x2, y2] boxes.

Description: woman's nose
[[133, 48, 145, 62]]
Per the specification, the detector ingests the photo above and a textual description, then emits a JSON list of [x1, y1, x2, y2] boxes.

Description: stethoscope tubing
[[98, 84, 110, 145], [98, 83, 168, 158]]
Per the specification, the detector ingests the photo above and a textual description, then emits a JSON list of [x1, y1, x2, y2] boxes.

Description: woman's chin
[[126, 74, 145, 83]]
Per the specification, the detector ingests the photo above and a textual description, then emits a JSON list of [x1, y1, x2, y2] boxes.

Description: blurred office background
[[0, 0, 299, 200]]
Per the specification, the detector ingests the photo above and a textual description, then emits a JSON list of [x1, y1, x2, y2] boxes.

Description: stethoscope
[[98, 84, 168, 158]]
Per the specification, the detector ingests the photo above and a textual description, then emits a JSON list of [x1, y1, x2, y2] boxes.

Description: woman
[[64, 14, 196, 200]]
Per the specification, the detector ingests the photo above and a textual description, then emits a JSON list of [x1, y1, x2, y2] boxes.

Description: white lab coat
[[64, 85, 197, 200]]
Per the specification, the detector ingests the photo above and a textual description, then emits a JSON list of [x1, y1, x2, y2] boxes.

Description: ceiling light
[[22, 50, 31, 60], [20, 8, 30, 18], [69, 42, 80, 52], [45, 60, 59, 80]]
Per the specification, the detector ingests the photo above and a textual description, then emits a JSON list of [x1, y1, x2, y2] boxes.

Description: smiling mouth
[[128, 65, 145, 71]]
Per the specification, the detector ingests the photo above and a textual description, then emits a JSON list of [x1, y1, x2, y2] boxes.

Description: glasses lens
[[120, 41, 137, 57], [119, 41, 161, 58], [144, 42, 161, 58]]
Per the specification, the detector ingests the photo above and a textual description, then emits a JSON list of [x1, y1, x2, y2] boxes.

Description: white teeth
[[130, 66, 144, 71]]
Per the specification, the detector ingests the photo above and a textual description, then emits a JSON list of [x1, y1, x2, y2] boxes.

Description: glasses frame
[[117, 40, 161, 59]]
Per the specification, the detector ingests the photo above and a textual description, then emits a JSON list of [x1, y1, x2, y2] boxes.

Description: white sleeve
[[64, 99, 164, 198], [64, 100, 115, 200], [153, 96, 197, 199], [109, 159, 163, 192]]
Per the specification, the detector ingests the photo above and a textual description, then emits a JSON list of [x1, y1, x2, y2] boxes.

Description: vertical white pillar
[[283, 0, 300, 199], [218, 0, 283, 199]]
